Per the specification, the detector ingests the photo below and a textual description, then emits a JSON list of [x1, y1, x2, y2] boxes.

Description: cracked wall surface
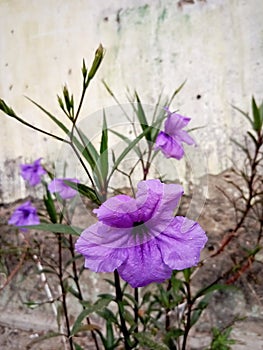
[[0, 0, 263, 202]]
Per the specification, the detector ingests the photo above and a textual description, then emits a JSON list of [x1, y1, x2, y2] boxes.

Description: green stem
[[57, 233, 74, 350], [134, 287, 139, 334], [68, 234, 100, 350], [182, 282, 192, 350], [114, 270, 132, 350]]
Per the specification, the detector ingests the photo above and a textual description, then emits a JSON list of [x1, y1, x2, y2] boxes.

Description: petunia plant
[[2, 45, 259, 350]]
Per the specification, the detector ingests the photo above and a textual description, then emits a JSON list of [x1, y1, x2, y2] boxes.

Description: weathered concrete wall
[[0, 0, 263, 202]]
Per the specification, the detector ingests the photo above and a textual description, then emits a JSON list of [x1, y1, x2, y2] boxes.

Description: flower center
[[132, 220, 148, 242], [22, 209, 30, 219]]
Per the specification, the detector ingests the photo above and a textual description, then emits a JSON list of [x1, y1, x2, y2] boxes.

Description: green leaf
[[26, 96, 69, 133], [108, 120, 161, 182], [183, 268, 192, 283], [134, 91, 151, 141], [26, 331, 63, 348], [193, 283, 235, 301], [98, 110, 109, 181], [76, 127, 99, 170], [43, 187, 57, 223], [232, 104, 254, 127], [259, 101, 263, 124], [71, 298, 112, 336], [252, 96, 262, 131], [26, 97, 100, 174], [109, 129, 142, 158], [134, 332, 169, 350], [167, 80, 186, 107], [105, 320, 115, 349], [190, 294, 211, 327], [18, 223, 83, 236], [74, 343, 84, 350], [0, 99, 16, 116], [63, 180, 101, 205]]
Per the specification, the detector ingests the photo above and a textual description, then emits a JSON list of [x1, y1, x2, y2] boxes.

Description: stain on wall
[[0, 0, 263, 202]]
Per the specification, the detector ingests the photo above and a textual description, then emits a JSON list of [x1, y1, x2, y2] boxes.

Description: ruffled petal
[[75, 223, 128, 272], [155, 132, 184, 159], [165, 113, 191, 135], [94, 195, 138, 228], [176, 130, 196, 146], [8, 201, 39, 231], [157, 216, 207, 270], [136, 180, 183, 239], [20, 158, 46, 186], [117, 239, 172, 287], [48, 178, 79, 199]]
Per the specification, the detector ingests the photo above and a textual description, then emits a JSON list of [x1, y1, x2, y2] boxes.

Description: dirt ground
[[0, 170, 262, 350]]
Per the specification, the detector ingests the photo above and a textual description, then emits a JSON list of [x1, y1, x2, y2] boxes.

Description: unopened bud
[[87, 44, 105, 81], [63, 85, 72, 114], [0, 99, 16, 117]]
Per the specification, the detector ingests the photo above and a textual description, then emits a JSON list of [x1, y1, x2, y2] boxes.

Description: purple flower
[[8, 201, 40, 231], [155, 108, 196, 159], [48, 178, 79, 199], [20, 158, 46, 186], [75, 179, 207, 288]]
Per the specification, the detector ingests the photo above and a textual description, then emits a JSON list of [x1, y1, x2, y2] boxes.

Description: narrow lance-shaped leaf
[[110, 129, 142, 158], [252, 96, 262, 132], [43, 186, 57, 223], [107, 123, 153, 182], [71, 298, 111, 336], [26, 97, 99, 171], [64, 180, 101, 205], [134, 91, 151, 141], [19, 223, 83, 236], [0, 98, 66, 142], [134, 333, 169, 350], [232, 104, 253, 127], [167, 80, 186, 107], [97, 110, 109, 182]]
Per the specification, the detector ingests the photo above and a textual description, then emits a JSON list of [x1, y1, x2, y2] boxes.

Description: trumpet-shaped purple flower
[[20, 158, 46, 186], [75, 179, 207, 288], [8, 201, 40, 231], [48, 178, 79, 199], [155, 108, 196, 159]]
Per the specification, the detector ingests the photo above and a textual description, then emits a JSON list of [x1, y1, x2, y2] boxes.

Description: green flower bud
[[87, 44, 105, 81]]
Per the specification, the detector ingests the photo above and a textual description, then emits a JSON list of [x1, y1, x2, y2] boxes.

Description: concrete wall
[[0, 0, 263, 202]]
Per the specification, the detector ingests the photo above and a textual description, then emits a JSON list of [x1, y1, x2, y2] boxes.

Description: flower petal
[[48, 178, 79, 199], [75, 223, 128, 272], [20, 158, 46, 186], [176, 130, 196, 146], [157, 216, 207, 270], [8, 201, 39, 231], [155, 132, 184, 159], [165, 113, 191, 135], [117, 239, 172, 287], [94, 195, 137, 228], [137, 179, 183, 236]]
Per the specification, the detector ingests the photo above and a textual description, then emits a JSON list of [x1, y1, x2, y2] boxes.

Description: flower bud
[[87, 44, 105, 81]]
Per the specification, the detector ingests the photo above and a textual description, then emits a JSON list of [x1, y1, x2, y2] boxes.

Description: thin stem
[[68, 234, 100, 350], [134, 287, 139, 334], [69, 141, 96, 189], [211, 133, 263, 257], [7, 111, 71, 144], [57, 233, 74, 350], [165, 279, 172, 332], [182, 282, 192, 350], [114, 270, 132, 350]]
